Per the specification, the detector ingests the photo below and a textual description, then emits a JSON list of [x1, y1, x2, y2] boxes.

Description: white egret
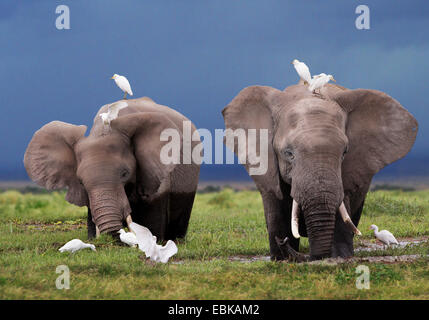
[[118, 228, 138, 247], [99, 101, 128, 126], [312, 72, 327, 79], [129, 222, 178, 263], [111, 74, 133, 99], [308, 73, 336, 94], [59, 239, 96, 253], [291, 59, 312, 85], [369, 224, 399, 247]]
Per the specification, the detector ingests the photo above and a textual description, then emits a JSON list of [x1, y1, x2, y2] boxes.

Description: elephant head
[[223, 83, 417, 260], [24, 110, 180, 234]]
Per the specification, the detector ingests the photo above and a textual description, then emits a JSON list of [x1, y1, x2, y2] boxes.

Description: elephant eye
[[120, 169, 129, 179], [284, 149, 294, 160]]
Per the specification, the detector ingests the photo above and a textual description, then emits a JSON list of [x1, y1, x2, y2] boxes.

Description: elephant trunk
[[301, 197, 337, 260], [291, 166, 343, 260], [88, 186, 131, 234]]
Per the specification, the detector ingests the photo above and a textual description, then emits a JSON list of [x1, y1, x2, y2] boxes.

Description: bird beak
[[332, 78, 336, 82], [110, 76, 115, 79]]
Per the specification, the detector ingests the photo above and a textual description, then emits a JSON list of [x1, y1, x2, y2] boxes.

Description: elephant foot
[[331, 241, 354, 258], [275, 236, 309, 263]]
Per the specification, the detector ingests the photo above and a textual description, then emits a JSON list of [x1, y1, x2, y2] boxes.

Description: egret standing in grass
[[291, 59, 312, 85], [308, 73, 336, 94], [59, 239, 96, 253], [369, 224, 399, 248], [111, 74, 133, 99]]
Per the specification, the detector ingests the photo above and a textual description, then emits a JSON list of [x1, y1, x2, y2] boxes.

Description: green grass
[[0, 188, 428, 299]]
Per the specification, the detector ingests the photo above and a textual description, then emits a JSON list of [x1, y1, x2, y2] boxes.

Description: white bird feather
[[292, 59, 312, 84], [99, 101, 128, 126], [59, 239, 96, 253], [129, 222, 178, 263], [308, 73, 335, 93], [369, 224, 399, 246], [118, 229, 138, 247], [111, 74, 133, 98], [312, 72, 327, 79]]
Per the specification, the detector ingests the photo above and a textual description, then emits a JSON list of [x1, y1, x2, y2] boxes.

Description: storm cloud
[[0, 0, 428, 180]]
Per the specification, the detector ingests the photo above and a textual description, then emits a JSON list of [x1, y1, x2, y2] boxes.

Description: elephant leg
[[332, 196, 365, 258], [166, 192, 196, 240], [261, 192, 298, 261], [132, 194, 169, 241], [332, 216, 354, 258], [87, 207, 96, 240]]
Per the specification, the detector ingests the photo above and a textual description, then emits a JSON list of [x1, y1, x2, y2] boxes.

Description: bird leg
[[312, 89, 324, 97], [123, 92, 128, 100], [275, 236, 309, 262]]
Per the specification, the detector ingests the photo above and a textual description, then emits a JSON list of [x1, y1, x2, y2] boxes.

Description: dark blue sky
[[1, 1, 428, 180]]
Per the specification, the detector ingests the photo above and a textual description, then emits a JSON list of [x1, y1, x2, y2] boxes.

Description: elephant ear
[[24, 121, 88, 206], [112, 112, 181, 200], [222, 86, 283, 199], [334, 89, 418, 190]]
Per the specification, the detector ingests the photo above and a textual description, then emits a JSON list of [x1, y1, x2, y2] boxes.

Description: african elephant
[[222, 81, 417, 261], [24, 97, 200, 240]]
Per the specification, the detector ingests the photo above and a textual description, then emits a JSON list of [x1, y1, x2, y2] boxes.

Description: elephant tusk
[[95, 226, 100, 238], [126, 215, 134, 233], [339, 202, 362, 236], [291, 200, 301, 239]]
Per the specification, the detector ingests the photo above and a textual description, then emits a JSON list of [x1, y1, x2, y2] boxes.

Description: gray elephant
[[24, 97, 200, 240], [222, 81, 417, 261]]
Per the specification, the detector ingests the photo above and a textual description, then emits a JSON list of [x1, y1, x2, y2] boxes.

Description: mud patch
[[172, 254, 427, 265], [306, 254, 429, 265], [228, 255, 271, 263], [171, 237, 428, 265], [355, 238, 428, 252]]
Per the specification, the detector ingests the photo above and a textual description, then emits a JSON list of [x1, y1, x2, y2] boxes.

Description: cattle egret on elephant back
[[369, 224, 399, 247], [129, 222, 178, 263], [291, 59, 312, 85], [308, 73, 336, 94], [99, 101, 128, 126], [59, 239, 96, 253], [111, 74, 133, 99]]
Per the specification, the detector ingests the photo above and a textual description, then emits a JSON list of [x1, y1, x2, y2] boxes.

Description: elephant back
[[91, 97, 197, 138]]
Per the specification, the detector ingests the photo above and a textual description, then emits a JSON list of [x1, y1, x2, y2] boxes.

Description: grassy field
[[0, 188, 428, 299]]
